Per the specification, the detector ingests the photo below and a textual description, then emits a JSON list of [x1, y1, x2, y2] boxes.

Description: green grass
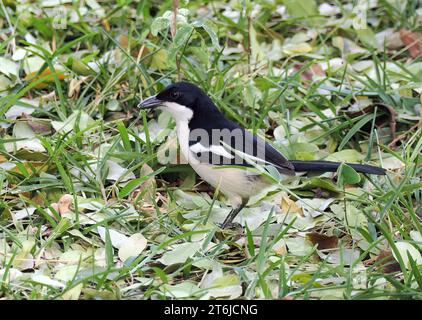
[[0, 0, 421, 300]]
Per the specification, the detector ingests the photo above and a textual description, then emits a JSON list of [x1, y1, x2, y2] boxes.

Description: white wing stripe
[[189, 143, 235, 159]]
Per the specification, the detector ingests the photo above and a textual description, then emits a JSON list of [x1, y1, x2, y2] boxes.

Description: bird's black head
[[138, 82, 219, 122], [158, 82, 206, 108]]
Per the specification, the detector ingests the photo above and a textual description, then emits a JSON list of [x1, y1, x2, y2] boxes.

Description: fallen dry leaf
[[25, 68, 66, 89], [9, 161, 47, 176], [272, 238, 287, 255], [58, 194, 73, 215], [68, 78, 82, 98], [21, 113, 52, 135], [400, 29, 422, 58], [118, 233, 147, 262], [281, 195, 303, 216], [375, 250, 401, 274], [306, 232, 338, 250], [30, 192, 46, 206], [295, 63, 326, 82]]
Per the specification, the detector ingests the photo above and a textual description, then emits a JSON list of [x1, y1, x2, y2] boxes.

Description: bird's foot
[[218, 221, 242, 230], [214, 221, 244, 242]]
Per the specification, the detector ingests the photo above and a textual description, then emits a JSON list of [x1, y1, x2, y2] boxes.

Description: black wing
[[244, 130, 295, 175], [188, 124, 295, 175]]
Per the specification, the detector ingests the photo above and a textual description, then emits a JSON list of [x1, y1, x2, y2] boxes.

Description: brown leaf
[[400, 29, 422, 58], [118, 35, 129, 49], [376, 250, 401, 274], [9, 161, 47, 175], [306, 232, 338, 250], [68, 78, 82, 98], [295, 63, 326, 82], [272, 239, 287, 255], [21, 113, 52, 135], [58, 194, 73, 215], [280, 196, 303, 216], [102, 19, 110, 32], [310, 63, 325, 77], [25, 68, 66, 89], [40, 91, 56, 104], [31, 192, 46, 206]]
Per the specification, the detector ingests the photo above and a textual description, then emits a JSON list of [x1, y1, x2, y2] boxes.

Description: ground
[[0, 0, 421, 300]]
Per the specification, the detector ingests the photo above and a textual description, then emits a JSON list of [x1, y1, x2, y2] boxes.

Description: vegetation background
[[0, 0, 421, 300]]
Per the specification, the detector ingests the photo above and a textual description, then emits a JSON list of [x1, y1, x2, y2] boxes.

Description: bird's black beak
[[137, 95, 163, 109]]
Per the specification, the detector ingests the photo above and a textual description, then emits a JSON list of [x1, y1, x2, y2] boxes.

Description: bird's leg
[[221, 203, 246, 229]]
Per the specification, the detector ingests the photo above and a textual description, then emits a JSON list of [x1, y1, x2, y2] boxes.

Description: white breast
[[159, 101, 194, 163], [176, 120, 193, 162], [161, 102, 193, 123]]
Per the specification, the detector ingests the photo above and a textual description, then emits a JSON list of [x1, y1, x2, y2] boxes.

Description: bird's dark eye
[[171, 91, 180, 99]]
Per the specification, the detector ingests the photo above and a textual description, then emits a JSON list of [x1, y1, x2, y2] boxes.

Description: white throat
[[160, 102, 193, 124], [160, 102, 193, 161]]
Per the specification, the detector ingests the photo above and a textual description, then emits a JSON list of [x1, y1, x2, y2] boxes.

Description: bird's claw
[[219, 221, 242, 230]]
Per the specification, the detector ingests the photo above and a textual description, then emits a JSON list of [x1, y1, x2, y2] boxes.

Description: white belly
[[192, 163, 270, 202]]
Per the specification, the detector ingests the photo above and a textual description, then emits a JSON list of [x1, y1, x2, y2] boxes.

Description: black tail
[[290, 160, 386, 175]]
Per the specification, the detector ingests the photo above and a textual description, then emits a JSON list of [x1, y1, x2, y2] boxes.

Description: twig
[[388, 121, 421, 149], [171, 0, 179, 38], [172, 0, 181, 80]]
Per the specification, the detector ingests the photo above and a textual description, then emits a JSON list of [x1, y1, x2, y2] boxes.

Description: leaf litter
[[0, 0, 421, 300]]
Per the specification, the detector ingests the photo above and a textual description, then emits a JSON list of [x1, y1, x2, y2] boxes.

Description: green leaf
[[152, 267, 168, 283], [284, 0, 321, 25], [325, 149, 364, 162], [169, 24, 194, 60], [202, 19, 220, 50], [151, 17, 170, 36], [290, 143, 319, 161], [249, 24, 263, 63], [339, 113, 374, 150], [213, 274, 240, 287], [295, 177, 341, 193], [150, 49, 170, 70], [254, 76, 278, 90], [244, 81, 257, 108], [158, 242, 201, 266], [356, 28, 376, 48], [245, 224, 255, 257], [117, 121, 131, 152], [173, 24, 194, 47], [118, 176, 150, 199], [118, 167, 165, 199], [337, 163, 361, 186], [43, 218, 72, 249], [105, 228, 114, 268]]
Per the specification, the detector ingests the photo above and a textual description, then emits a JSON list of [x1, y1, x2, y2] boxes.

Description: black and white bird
[[138, 82, 386, 228]]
